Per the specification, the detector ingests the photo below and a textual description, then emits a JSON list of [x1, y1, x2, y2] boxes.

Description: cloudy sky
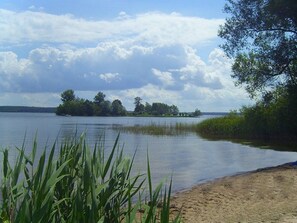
[[0, 0, 252, 112]]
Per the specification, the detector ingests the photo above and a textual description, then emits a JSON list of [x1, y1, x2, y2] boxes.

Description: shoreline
[[170, 162, 297, 222]]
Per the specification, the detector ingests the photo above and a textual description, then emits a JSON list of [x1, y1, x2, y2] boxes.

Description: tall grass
[[0, 134, 180, 223], [195, 113, 245, 139], [114, 123, 197, 136], [196, 108, 297, 149]]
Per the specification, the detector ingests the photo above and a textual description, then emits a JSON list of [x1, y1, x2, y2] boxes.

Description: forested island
[[56, 89, 201, 117]]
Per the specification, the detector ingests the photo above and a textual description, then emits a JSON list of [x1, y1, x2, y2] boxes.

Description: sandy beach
[[170, 163, 297, 223]]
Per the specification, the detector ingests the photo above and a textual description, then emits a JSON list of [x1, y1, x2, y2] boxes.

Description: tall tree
[[111, 99, 126, 116], [94, 92, 106, 105], [170, 105, 179, 116], [144, 102, 152, 114], [134, 97, 145, 114], [61, 89, 75, 102], [101, 100, 112, 116], [218, 0, 297, 97]]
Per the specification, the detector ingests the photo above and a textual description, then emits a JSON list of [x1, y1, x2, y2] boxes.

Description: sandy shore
[[170, 163, 297, 223]]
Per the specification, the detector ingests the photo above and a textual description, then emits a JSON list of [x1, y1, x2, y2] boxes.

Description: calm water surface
[[1, 112, 297, 192]]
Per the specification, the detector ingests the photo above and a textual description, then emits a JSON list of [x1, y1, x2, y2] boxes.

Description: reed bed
[[195, 115, 245, 139], [0, 134, 180, 223], [115, 123, 197, 136]]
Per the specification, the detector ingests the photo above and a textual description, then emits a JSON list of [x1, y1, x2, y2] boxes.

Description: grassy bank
[[0, 134, 180, 223]]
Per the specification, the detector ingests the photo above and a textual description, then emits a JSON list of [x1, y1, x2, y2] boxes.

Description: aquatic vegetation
[[196, 100, 297, 148], [0, 134, 180, 223], [196, 113, 245, 138], [115, 122, 198, 136]]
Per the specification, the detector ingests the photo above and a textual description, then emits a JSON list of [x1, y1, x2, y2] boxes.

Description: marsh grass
[[115, 123, 197, 136], [195, 114, 245, 138], [195, 112, 297, 151], [0, 134, 180, 223]]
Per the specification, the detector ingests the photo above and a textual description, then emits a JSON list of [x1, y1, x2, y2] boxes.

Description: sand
[[170, 163, 297, 223]]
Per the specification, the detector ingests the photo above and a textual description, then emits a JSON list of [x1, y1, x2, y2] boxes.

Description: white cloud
[[28, 5, 44, 11], [0, 51, 30, 75], [152, 68, 174, 86], [0, 9, 223, 46], [99, 72, 120, 83], [119, 84, 182, 109], [0, 44, 252, 111]]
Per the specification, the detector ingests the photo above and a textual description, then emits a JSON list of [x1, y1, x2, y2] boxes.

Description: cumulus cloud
[[99, 72, 120, 83], [152, 68, 174, 87], [0, 8, 252, 111], [0, 44, 229, 93]]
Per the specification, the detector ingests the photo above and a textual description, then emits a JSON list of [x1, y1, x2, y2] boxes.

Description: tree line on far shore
[[56, 89, 201, 117]]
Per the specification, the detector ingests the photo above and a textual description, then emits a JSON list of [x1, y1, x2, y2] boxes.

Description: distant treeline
[[56, 89, 202, 117], [0, 106, 56, 113]]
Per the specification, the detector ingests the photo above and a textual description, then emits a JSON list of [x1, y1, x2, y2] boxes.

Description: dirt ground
[[170, 163, 297, 223]]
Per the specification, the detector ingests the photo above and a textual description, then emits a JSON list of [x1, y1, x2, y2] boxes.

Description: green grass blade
[[102, 133, 120, 180]]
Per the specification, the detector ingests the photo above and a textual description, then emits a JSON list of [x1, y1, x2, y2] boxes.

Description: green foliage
[[111, 99, 127, 116], [134, 97, 145, 115], [56, 90, 126, 117], [0, 135, 181, 223], [196, 86, 297, 143], [150, 103, 179, 116], [219, 0, 297, 97], [133, 99, 180, 117], [214, 0, 297, 148], [115, 123, 197, 136], [192, 109, 201, 117], [61, 89, 76, 103], [94, 92, 106, 105], [196, 113, 245, 138], [57, 90, 186, 117]]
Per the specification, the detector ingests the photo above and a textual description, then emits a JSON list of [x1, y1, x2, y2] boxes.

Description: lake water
[[1, 112, 297, 192]]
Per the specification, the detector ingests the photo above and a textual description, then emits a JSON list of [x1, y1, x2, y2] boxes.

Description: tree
[[218, 0, 297, 98], [111, 99, 126, 116], [83, 99, 94, 116], [101, 100, 112, 116], [144, 102, 152, 114], [151, 103, 170, 116], [94, 92, 105, 105], [170, 105, 179, 116], [61, 89, 75, 102], [134, 97, 145, 114], [193, 109, 201, 117]]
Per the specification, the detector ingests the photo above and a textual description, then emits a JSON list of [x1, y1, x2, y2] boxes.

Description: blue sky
[[0, 0, 252, 112]]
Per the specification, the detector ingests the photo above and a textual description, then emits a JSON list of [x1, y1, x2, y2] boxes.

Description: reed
[[115, 123, 197, 136], [195, 114, 245, 139], [0, 134, 180, 223]]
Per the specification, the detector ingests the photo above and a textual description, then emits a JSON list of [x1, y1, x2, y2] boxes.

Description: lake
[[1, 112, 297, 192]]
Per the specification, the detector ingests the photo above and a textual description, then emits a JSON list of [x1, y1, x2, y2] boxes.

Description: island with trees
[[56, 89, 201, 117]]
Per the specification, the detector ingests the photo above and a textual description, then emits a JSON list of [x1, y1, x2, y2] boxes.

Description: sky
[[0, 0, 252, 112]]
